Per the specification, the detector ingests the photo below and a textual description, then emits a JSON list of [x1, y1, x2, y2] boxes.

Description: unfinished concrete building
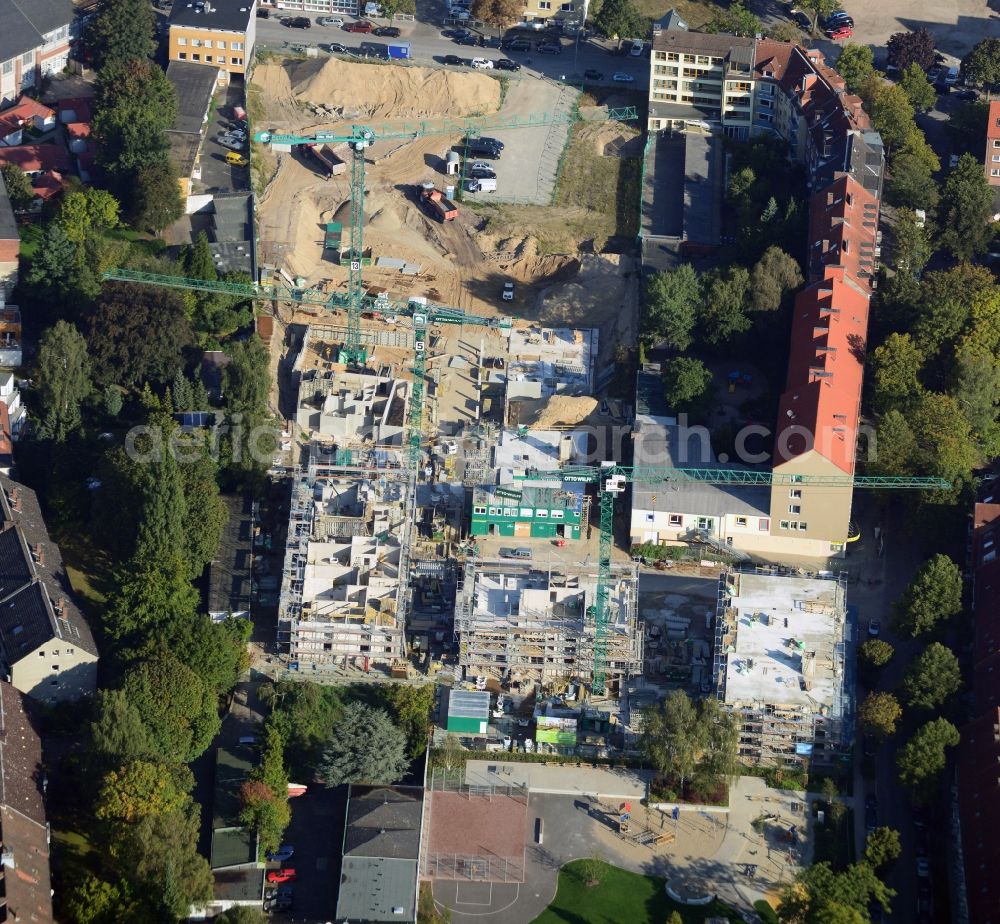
[[278, 456, 412, 673], [454, 561, 643, 696], [713, 569, 851, 769]]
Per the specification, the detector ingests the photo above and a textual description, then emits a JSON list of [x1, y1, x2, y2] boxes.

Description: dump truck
[[303, 142, 346, 178], [417, 183, 459, 221]]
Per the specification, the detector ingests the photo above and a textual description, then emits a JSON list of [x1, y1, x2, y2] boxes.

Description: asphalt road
[[255, 9, 650, 89]]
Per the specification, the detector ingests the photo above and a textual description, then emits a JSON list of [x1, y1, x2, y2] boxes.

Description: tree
[[705, 2, 761, 37], [85, 0, 156, 68], [155, 615, 248, 699], [103, 385, 123, 419], [869, 332, 924, 413], [701, 266, 751, 344], [911, 264, 993, 359], [946, 99, 990, 157], [130, 160, 184, 232], [261, 680, 344, 778], [240, 778, 291, 858], [216, 908, 268, 924], [470, 0, 521, 33], [899, 63, 936, 112], [892, 553, 963, 637], [593, 0, 646, 45], [887, 28, 936, 72], [644, 265, 699, 350], [0, 164, 34, 211], [795, 0, 839, 32], [35, 320, 92, 442], [87, 282, 193, 389], [819, 776, 845, 826], [859, 638, 894, 669], [317, 701, 409, 787], [662, 356, 714, 417], [749, 246, 803, 312], [58, 188, 121, 244], [886, 135, 940, 209], [962, 37, 1000, 87], [909, 392, 978, 484], [890, 208, 933, 277], [62, 875, 141, 924], [666, 912, 684, 924], [777, 861, 893, 922], [90, 689, 155, 769], [938, 153, 996, 260], [185, 230, 218, 281], [864, 827, 901, 869], [897, 718, 960, 796], [902, 642, 962, 709], [382, 685, 435, 758], [120, 648, 221, 763], [95, 760, 189, 827], [835, 45, 875, 93], [858, 691, 902, 739], [25, 221, 96, 310], [869, 409, 918, 477], [950, 345, 1000, 451], [864, 79, 917, 153]]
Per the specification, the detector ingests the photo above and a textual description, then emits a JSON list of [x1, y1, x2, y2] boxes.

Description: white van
[[630, 39, 644, 56], [467, 176, 497, 192]]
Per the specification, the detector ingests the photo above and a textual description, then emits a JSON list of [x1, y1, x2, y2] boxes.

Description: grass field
[[531, 860, 741, 924]]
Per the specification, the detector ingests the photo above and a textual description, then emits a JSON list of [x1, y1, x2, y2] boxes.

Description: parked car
[[317, 15, 344, 26], [584, 68, 604, 81], [344, 20, 374, 32], [224, 152, 248, 167], [502, 281, 514, 301], [789, 9, 811, 28], [956, 89, 978, 101], [826, 25, 853, 40], [495, 58, 520, 71], [537, 42, 562, 54], [612, 71, 635, 82], [479, 36, 503, 48], [266, 869, 298, 884], [867, 619, 880, 636], [456, 34, 478, 45], [256, 7, 269, 17], [476, 136, 504, 150], [327, 42, 350, 53], [468, 161, 493, 170], [217, 134, 245, 151], [916, 857, 930, 878], [502, 39, 531, 52], [266, 845, 295, 863], [471, 57, 494, 69], [469, 167, 496, 179], [285, 16, 311, 28], [502, 735, 512, 750], [444, 54, 464, 65], [374, 26, 401, 36]]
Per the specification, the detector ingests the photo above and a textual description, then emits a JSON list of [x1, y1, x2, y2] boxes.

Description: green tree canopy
[[899, 63, 936, 112], [644, 265, 699, 349], [701, 266, 751, 344], [58, 188, 120, 244], [864, 826, 901, 869], [886, 133, 940, 210], [892, 553, 963, 637], [834, 45, 875, 93], [382, 685, 435, 758], [95, 760, 190, 828], [859, 638, 894, 669], [938, 153, 996, 260], [749, 246, 803, 313], [777, 860, 893, 922], [593, 0, 646, 44], [90, 688, 156, 771], [662, 356, 714, 417], [25, 221, 98, 312], [215, 908, 268, 924], [864, 78, 917, 152], [36, 320, 92, 442], [120, 647, 221, 763], [130, 160, 184, 232], [869, 409, 918, 477], [85, 0, 156, 68], [909, 391, 978, 484], [949, 345, 1000, 453], [858, 691, 902, 739], [961, 37, 1000, 87], [902, 641, 962, 709], [0, 164, 33, 210], [869, 332, 924, 413], [794, 0, 839, 31], [897, 717, 960, 797], [705, 2, 761, 36], [470, 0, 522, 31], [317, 701, 410, 787], [889, 208, 933, 278], [261, 680, 344, 778], [62, 875, 141, 924], [946, 99, 990, 156]]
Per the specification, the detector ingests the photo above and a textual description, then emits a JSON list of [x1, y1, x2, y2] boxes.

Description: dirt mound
[[255, 58, 501, 121], [515, 396, 600, 428]]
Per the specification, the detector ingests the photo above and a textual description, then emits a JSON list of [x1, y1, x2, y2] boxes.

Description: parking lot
[[200, 81, 250, 194]]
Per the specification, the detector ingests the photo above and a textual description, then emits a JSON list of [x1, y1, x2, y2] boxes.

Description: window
[[192, 38, 202, 47], [233, 42, 244, 50], [645, 513, 655, 524], [38, 650, 45, 657], [780, 520, 790, 529], [539, 2, 552, 8], [21, 52, 32, 65], [217, 41, 226, 49], [735, 517, 748, 527], [789, 505, 801, 514], [1, 61, 11, 75], [205, 55, 213, 62], [550, 510, 565, 519], [992, 168, 1000, 177], [217, 56, 226, 64], [192, 53, 201, 60], [994, 139, 1000, 147], [232, 57, 243, 65], [52, 650, 59, 656], [177, 37, 187, 45], [561, 2, 573, 9], [668, 514, 682, 526], [536, 509, 548, 518], [758, 518, 769, 531], [666, 53, 679, 61], [520, 507, 533, 517], [52, 664, 59, 672], [204, 40, 213, 48], [488, 507, 498, 516], [789, 489, 801, 498], [696, 55, 710, 64], [473, 506, 486, 515], [67, 648, 74, 655], [799, 522, 808, 531], [696, 517, 714, 531], [993, 154, 1000, 162], [179, 52, 187, 59]]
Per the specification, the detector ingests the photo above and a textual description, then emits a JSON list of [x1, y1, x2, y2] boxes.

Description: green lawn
[[531, 860, 741, 924]]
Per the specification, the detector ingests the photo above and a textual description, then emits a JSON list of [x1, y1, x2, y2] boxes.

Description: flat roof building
[[296, 366, 408, 447], [168, 0, 257, 77], [445, 688, 490, 734], [714, 569, 850, 769], [454, 560, 643, 696]]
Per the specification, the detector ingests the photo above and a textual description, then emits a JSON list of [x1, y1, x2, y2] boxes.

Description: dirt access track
[[252, 56, 636, 369]]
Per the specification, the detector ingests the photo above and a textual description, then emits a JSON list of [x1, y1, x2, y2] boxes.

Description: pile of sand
[[515, 396, 600, 428], [255, 58, 501, 121]]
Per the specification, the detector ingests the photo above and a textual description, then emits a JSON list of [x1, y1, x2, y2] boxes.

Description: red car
[[344, 20, 374, 33], [827, 25, 852, 39], [266, 869, 297, 884]]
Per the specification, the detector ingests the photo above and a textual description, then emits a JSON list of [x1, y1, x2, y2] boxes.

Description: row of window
[[177, 38, 244, 50], [177, 53, 244, 65], [658, 52, 723, 66], [39, 648, 75, 657], [779, 520, 809, 531], [0, 52, 34, 76], [473, 505, 569, 519]]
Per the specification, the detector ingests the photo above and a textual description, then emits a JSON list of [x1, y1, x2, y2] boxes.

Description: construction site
[[453, 559, 644, 696], [714, 569, 852, 769]]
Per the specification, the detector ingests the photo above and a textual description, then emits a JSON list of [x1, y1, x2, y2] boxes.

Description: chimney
[[31, 544, 44, 566], [9, 488, 18, 510]]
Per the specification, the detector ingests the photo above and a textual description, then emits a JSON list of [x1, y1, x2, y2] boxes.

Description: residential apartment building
[[0, 0, 71, 105], [715, 569, 850, 769], [986, 99, 1000, 187], [168, 0, 257, 77], [454, 559, 643, 696], [0, 475, 98, 701], [265, 0, 360, 15], [957, 489, 1000, 924], [0, 679, 54, 922]]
